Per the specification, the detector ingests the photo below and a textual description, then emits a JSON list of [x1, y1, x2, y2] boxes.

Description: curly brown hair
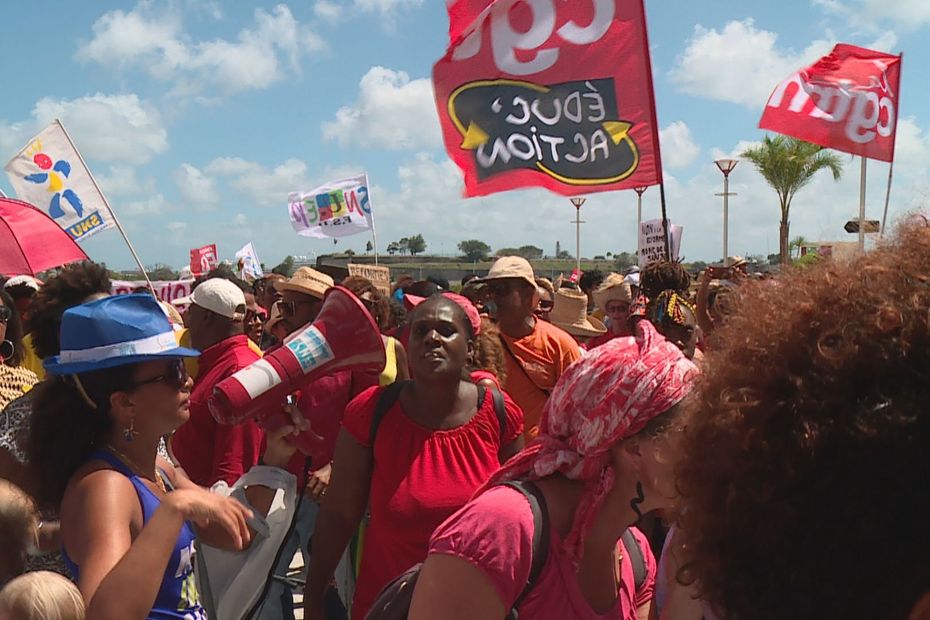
[[472, 318, 506, 384], [675, 223, 930, 620]]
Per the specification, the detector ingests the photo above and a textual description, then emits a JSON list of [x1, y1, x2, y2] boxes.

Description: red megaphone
[[209, 285, 385, 452]]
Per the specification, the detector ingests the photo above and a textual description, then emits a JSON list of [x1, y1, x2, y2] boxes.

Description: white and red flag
[[433, 0, 664, 198], [759, 43, 902, 162]]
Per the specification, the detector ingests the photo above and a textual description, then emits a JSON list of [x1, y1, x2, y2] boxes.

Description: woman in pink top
[[410, 321, 699, 620]]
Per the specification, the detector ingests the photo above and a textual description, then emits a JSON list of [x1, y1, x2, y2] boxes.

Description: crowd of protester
[[1, 221, 930, 620]]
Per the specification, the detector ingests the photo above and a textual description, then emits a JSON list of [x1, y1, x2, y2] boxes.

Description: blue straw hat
[[44, 294, 200, 375]]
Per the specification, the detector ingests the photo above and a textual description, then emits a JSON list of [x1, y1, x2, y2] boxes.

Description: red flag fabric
[[759, 44, 902, 162], [433, 0, 663, 198], [446, 0, 491, 46], [190, 244, 218, 277]]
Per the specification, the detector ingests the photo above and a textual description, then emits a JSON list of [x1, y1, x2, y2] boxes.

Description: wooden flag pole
[[858, 156, 867, 252], [56, 119, 155, 292], [659, 182, 671, 260]]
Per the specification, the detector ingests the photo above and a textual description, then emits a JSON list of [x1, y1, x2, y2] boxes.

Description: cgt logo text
[[449, 78, 639, 186], [67, 211, 105, 240]]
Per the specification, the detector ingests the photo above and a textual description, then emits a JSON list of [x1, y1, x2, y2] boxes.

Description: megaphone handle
[[262, 399, 325, 444]]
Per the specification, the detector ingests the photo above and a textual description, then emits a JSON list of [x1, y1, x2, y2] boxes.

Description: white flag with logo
[[287, 174, 372, 239], [4, 119, 115, 242], [235, 242, 264, 282]]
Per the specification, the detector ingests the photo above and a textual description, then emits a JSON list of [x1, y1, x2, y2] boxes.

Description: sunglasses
[[487, 280, 524, 296], [0, 306, 11, 323], [128, 359, 189, 391], [279, 298, 321, 318], [536, 300, 554, 311], [245, 310, 267, 322]]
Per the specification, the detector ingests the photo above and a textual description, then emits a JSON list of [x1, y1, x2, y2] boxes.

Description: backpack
[[363, 480, 648, 620], [368, 380, 508, 448], [364, 479, 550, 620]]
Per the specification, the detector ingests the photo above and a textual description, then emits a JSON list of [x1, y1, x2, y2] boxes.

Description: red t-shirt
[[343, 384, 523, 620], [430, 485, 656, 619], [173, 335, 264, 487]]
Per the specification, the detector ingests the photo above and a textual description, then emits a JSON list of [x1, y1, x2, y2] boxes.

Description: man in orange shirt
[[479, 257, 580, 438]]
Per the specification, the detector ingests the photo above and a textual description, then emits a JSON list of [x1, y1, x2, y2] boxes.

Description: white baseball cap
[[172, 278, 246, 320]]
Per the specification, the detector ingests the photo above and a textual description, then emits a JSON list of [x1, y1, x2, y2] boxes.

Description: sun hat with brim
[[274, 267, 334, 300], [550, 288, 607, 337], [44, 294, 200, 375], [593, 273, 633, 314], [472, 256, 536, 289]]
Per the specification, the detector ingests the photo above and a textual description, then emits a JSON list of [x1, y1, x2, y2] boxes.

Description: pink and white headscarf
[[487, 320, 698, 566]]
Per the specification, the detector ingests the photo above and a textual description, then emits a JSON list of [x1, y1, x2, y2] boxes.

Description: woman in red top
[[304, 294, 524, 619]]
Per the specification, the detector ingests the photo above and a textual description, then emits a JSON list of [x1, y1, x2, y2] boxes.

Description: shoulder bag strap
[[499, 480, 550, 618], [498, 335, 550, 398]]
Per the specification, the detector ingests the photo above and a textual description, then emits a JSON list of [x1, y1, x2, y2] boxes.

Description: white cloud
[[97, 165, 157, 199], [659, 121, 700, 169], [669, 19, 831, 108], [353, 0, 424, 15], [174, 163, 219, 210], [77, 3, 325, 95], [860, 0, 930, 28], [322, 67, 440, 149], [314, 0, 343, 20], [203, 157, 312, 208], [123, 194, 171, 218], [166, 221, 188, 232], [0, 94, 167, 166]]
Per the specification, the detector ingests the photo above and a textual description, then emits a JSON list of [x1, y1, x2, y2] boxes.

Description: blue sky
[[1, 0, 928, 270]]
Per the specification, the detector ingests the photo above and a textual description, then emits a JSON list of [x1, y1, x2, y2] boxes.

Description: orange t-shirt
[[501, 319, 581, 439]]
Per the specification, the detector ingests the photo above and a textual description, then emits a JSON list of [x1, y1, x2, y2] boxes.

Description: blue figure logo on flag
[[21, 140, 84, 220]]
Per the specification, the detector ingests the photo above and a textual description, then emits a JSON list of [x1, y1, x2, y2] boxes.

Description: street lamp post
[[570, 197, 586, 274], [714, 159, 739, 261], [633, 187, 647, 261]]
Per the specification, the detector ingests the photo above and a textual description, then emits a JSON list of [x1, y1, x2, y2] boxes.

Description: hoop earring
[[123, 418, 139, 443], [630, 481, 645, 520], [0, 340, 13, 362]]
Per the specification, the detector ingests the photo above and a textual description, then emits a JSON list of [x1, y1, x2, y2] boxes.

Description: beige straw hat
[[593, 273, 633, 314], [550, 288, 607, 337], [274, 267, 334, 300]]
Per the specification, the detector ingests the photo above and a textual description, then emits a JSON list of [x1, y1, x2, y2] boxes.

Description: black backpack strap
[[367, 380, 408, 448], [620, 528, 647, 593], [490, 387, 507, 443], [499, 480, 550, 618]]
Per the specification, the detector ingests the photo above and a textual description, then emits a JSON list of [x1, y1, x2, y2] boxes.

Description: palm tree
[[741, 136, 843, 266], [789, 235, 808, 260]]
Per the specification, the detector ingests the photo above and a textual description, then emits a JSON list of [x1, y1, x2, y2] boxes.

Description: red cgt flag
[[190, 244, 218, 277], [433, 0, 664, 198], [759, 43, 902, 162]]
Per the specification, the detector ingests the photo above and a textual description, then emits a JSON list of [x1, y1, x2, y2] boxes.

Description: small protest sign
[[639, 220, 682, 267], [190, 244, 218, 277], [348, 263, 391, 296], [111, 280, 194, 304]]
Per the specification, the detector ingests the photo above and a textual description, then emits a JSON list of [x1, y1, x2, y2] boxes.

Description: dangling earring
[[629, 481, 646, 520], [123, 418, 139, 442], [0, 340, 13, 363]]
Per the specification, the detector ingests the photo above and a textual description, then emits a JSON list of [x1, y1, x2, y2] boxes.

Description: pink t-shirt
[[429, 485, 656, 619]]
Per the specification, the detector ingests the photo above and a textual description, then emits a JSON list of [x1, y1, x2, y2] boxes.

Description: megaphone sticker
[[285, 325, 335, 372]]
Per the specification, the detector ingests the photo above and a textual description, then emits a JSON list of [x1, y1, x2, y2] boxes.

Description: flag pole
[[0, 187, 7, 198], [880, 161, 895, 237], [858, 156, 867, 252], [364, 175, 379, 265], [659, 182, 671, 260], [55, 119, 154, 291]]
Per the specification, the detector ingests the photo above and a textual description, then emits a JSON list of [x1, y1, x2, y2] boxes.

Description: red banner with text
[[433, 0, 663, 198], [759, 44, 902, 162], [190, 244, 218, 277]]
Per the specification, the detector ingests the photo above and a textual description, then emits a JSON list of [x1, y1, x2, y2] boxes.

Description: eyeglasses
[[128, 360, 189, 391], [0, 306, 11, 323], [605, 303, 631, 315], [279, 298, 321, 318]]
